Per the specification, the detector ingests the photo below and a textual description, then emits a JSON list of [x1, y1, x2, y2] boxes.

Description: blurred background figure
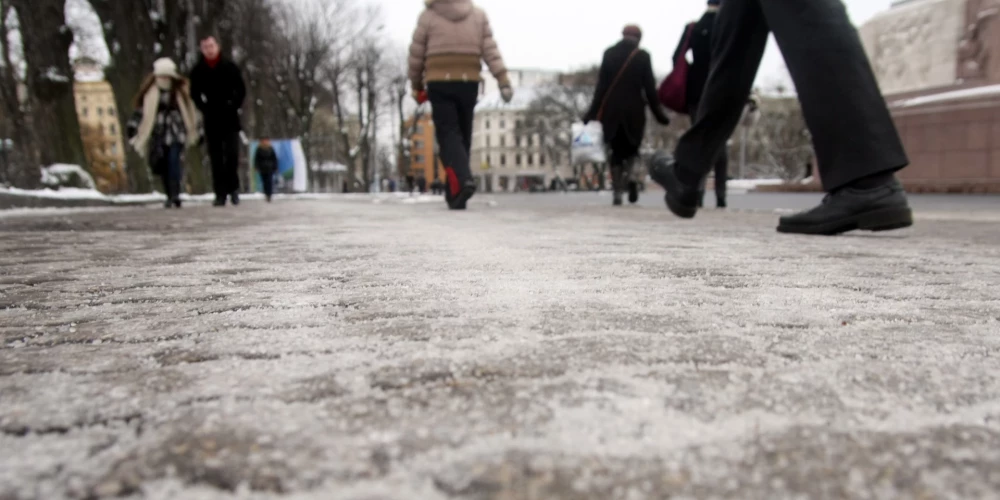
[[254, 138, 279, 203], [127, 58, 201, 209], [584, 24, 670, 207]]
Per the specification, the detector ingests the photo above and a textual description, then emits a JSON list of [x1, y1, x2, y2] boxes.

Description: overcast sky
[[381, 0, 894, 88]]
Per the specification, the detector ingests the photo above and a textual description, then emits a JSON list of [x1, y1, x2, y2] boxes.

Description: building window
[[109, 161, 117, 171], [515, 154, 521, 166], [416, 125, 424, 134], [486, 136, 490, 148], [414, 140, 424, 150], [110, 124, 117, 135], [486, 120, 490, 130], [528, 135, 534, 147], [108, 107, 115, 116], [414, 154, 425, 164], [98, 108, 104, 117], [527, 154, 533, 166], [110, 142, 117, 155], [500, 154, 506, 166], [540, 155, 546, 166], [82, 107, 89, 117], [500, 120, 505, 129], [500, 136, 505, 147]]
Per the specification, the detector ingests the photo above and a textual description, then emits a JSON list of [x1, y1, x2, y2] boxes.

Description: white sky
[[381, 0, 894, 88]]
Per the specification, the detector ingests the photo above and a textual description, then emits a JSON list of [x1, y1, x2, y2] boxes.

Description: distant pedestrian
[[254, 138, 279, 203], [584, 25, 670, 207], [128, 58, 201, 209], [408, 0, 511, 210], [649, 0, 912, 235], [673, 0, 730, 208], [190, 35, 247, 207]]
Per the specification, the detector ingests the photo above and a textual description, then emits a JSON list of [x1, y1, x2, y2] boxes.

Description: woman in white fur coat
[[128, 58, 201, 208]]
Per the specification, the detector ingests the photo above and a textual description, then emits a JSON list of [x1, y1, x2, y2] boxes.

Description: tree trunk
[[13, 0, 87, 171]]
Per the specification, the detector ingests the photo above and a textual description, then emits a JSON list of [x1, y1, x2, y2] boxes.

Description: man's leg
[[206, 134, 226, 204], [714, 147, 729, 208], [429, 83, 475, 209], [225, 132, 241, 202], [674, 0, 769, 182], [759, 0, 907, 191]]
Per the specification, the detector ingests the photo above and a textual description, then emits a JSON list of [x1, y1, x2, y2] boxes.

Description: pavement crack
[[2, 412, 143, 437]]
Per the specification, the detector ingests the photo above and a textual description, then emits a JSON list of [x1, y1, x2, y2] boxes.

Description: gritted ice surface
[[1, 198, 999, 499]]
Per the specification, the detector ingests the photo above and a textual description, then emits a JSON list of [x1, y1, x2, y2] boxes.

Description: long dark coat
[[189, 57, 247, 134], [674, 10, 719, 113], [584, 39, 670, 158]]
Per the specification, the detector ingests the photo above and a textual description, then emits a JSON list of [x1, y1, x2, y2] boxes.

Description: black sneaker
[[647, 152, 701, 219], [231, 192, 240, 206], [448, 180, 477, 210], [717, 199, 726, 209], [777, 179, 912, 235]]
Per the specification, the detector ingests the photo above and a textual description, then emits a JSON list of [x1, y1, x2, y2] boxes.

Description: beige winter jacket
[[408, 0, 509, 91]]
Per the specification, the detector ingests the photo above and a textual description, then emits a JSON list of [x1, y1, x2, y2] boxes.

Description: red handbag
[[659, 23, 695, 114]]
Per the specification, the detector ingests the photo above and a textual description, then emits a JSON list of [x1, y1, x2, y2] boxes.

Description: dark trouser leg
[[714, 147, 728, 206], [759, 0, 907, 191], [262, 174, 274, 198], [207, 134, 226, 201], [428, 83, 469, 197], [224, 132, 241, 196], [675, 0, 769, 184]]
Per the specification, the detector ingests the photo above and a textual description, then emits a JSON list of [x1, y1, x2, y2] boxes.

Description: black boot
[[777, 178, 912, 235], [230, 192, 240, 206], [170, 179, 182, 208], [449, 179, 477, 210], [611, 165, 624, 206], [162, 177, 173, 209], [648, 152, 701, 219]]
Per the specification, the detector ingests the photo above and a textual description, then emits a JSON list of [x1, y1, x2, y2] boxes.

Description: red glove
[[414, 90, 428, 105]]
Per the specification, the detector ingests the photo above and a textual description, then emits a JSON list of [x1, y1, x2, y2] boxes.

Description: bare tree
[[516, 67, 600, 185], [325, 4, 388, 192], [269, 0, 340, 186], [0, 1, 39, 187], [11, 0, 87, 172]]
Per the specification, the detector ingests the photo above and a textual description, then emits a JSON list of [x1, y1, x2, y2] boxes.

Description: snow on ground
[[1, 199, 999, 498]]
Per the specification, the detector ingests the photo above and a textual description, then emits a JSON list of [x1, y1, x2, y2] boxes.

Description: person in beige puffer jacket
[[408, 0, 511, 210]]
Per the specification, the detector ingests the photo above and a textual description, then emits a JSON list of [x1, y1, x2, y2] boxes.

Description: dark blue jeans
[[260, 172, 274, 197], [159, 143, 184, 199]]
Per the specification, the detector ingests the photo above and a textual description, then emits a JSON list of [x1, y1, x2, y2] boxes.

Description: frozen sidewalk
[[1, 197, 999, 499]]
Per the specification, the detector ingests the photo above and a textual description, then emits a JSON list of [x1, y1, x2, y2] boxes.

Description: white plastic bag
[[571, 121, 606, 164]]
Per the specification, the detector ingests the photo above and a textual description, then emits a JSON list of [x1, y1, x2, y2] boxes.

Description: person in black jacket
[[673, 0, 729, 208], [189, 35, 247, 207], [649, 0, 912, 235], [584, 25, 670, 206], [254, 138, 279, 203]]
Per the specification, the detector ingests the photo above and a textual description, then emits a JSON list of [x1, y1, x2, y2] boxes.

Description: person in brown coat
[[408, 0, 511, 210]]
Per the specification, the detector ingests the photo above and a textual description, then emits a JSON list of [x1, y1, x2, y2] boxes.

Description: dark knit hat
[[622, 24, 642, 40]]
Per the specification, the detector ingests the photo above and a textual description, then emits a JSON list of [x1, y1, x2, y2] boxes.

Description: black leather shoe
[[230, 192, 240, 206], [648, 152, 701, 219], [448, 180, 476, 210], [777, 179, 912, 235]]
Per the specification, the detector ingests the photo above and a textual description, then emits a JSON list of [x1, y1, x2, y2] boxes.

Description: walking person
[[254, 138, 279, 203], [190, 35, 247, 207], [673, 0, 729, 208], [408, 0, 512, 210], [584, 25, 671, 207], [127, 58, 201, 209], [649, 0, 912, 235]]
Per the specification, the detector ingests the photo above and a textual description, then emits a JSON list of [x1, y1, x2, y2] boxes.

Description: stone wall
[[860, 0, 966, 95]]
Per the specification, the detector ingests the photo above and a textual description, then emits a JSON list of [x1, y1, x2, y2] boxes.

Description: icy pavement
[[1, 197, 999, 499]]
